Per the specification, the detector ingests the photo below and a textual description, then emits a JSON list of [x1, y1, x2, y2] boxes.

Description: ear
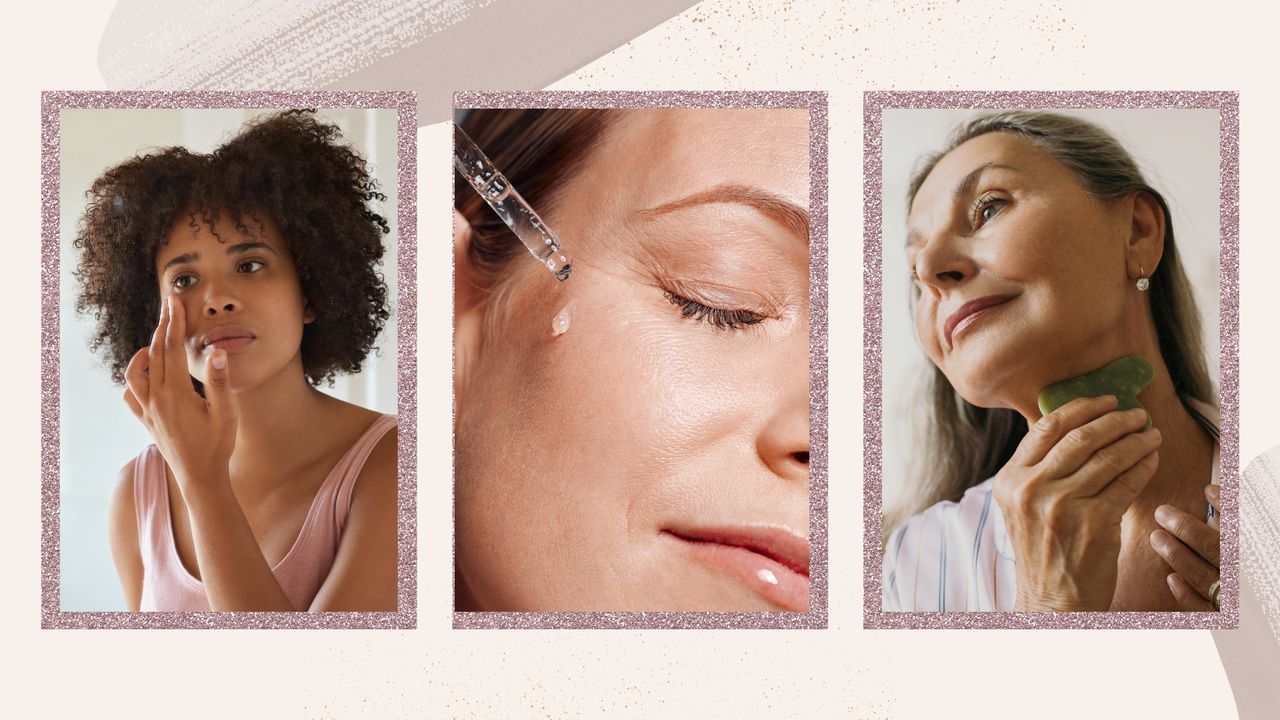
[[302, 302, 317, 325], [1123, 190, 1166, 283], [454, 209, 485, 408]]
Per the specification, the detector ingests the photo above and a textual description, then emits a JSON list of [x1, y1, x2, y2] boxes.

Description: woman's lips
[[199, 325, 256, 354], [663, 526, 810, 611], [205, 336, 254, 353], [944, 295, 1015, 347]]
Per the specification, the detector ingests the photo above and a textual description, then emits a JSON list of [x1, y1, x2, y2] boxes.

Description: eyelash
[[170, 259, 267, 290], [663, 291, 767, 331], [907, 193, 1007, 288], [969, 192, 1006, 228]]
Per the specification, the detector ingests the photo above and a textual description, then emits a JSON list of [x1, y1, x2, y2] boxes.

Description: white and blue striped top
[[882, 401, 1220, 612], [883, 477, 1018, 611]]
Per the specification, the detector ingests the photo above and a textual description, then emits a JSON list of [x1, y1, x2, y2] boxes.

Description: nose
[[757, 402, 810, 483], [913, 233, 975, 299], [756, 335, 810, 484], [200, 280, 241, 317]]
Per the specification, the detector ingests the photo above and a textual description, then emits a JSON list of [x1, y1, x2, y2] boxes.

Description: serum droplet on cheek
[[551, 305, 572, 336]]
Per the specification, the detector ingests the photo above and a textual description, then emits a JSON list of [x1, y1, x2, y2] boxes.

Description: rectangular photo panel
[[41, 91, 417, 629], [863, 91, 1239, 629], [452, 90, 828, 629]]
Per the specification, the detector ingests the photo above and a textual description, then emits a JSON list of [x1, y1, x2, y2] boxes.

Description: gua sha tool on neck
[[1036, 355, 1155, 429]]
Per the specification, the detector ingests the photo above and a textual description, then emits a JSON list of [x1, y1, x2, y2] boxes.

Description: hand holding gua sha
[[1037, 355, 1155, 428]]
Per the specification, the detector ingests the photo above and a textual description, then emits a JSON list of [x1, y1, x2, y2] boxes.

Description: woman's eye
[[238, 259, 266, 273], [971, 194, 1005, 228], [171, 273, 196, 290], [664, 290, 766, 331]]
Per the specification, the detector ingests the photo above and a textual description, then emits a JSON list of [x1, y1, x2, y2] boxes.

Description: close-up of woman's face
[[153, 213, 314, 393], [906, 131, 1143, 411], [455, 108, 811, 611]]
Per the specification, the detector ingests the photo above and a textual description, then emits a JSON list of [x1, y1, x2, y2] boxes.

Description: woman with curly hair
[[75, 110, 397, 611]]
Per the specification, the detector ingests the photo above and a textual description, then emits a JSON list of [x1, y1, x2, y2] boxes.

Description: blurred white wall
[[58, 108, 399, 610], [880, 109, 1221, 514]]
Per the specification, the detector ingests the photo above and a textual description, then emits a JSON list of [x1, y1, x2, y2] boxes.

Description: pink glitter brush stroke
[[452, 90, 829, 630], [862, 90, 1240, 631], [39, 90, 418, 630]]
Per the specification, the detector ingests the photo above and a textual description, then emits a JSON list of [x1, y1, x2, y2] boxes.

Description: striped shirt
[[882, 401, 1220, 612]]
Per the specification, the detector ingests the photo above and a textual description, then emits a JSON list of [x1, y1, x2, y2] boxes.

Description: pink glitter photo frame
[[452, 90, 829, 629], [862, 91, 1239, 630], [40, 90, 418, 629]]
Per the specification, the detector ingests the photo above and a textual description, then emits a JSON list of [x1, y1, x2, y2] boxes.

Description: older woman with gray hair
[[882, 111, 1220, 612]]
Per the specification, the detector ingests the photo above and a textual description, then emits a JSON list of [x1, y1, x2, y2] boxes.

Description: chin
[[943, 350, 1043, 411], [940, 367, 1004, 410]]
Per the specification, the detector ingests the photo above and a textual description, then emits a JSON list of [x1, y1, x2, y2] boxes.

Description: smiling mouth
[[944, 295, 1015, 347], [663, 527, 810, 611]]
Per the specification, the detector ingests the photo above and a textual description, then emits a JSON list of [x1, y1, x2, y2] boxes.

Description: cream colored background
[[4, 0, 1272, 717]]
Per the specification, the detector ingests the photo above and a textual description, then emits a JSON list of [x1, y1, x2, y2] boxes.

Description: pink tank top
[[133, 414, 396, 611]]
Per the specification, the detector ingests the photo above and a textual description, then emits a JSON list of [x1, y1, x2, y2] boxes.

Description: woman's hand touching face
[[123, 295, 238, 496], [993, 395, 1163, 611]]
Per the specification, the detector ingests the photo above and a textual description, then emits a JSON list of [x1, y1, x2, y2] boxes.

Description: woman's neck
[[1123, 369, 1216, 518], [1014, 356, 1216, 514], [226, 355, 342, 476]]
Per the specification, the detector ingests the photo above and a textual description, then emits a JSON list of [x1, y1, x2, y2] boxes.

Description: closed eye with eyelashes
[[663, 290, 767, 330]]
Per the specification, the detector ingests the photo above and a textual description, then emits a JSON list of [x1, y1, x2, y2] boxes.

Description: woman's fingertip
[[211, 350, 227, 370]]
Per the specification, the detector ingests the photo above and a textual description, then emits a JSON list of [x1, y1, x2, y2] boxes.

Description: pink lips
[[199, 324, 256, 354], [944, 295, 1014, 347], [664, 526, 810, 611]]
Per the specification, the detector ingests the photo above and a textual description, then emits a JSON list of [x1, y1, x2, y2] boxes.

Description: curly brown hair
[[73, 109, 391, 386]]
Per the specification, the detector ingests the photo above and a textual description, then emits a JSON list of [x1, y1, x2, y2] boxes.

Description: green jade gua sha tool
[[1036, 355, 1155, 429]]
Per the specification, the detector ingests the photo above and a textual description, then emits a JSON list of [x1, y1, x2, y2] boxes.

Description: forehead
[[155, 211, 287, 263], [577, 108, 810, 210], [909, 131, 1075, 219]]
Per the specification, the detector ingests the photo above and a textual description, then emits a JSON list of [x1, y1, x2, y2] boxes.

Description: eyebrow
[[906, 162, 1018, 246], [952, 162, 1016, 202], [635, 183, 809, 240], [160, 241, 279, 272]]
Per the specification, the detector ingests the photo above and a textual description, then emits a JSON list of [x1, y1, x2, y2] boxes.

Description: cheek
[[1011, 215, 1123, 323], [913, 299, 942, 364], [454, 272, 774, 606], [469, 275, 752, 502]]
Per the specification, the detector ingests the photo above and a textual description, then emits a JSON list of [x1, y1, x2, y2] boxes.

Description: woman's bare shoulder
[[109, 457, 144, 611], [309, 424, 397, 610], [354, 423, 397, 497], [109, 457, 139, 519], [315, 394, 391, 446]]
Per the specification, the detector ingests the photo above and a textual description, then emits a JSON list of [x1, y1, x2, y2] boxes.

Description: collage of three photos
[[41, 89, 1238, 631]]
